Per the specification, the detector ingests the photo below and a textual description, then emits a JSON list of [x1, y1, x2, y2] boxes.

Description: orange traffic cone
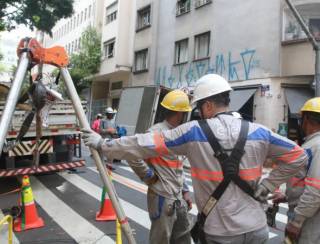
[[14, 175, 44, 232], [96, 186, 116, 221]]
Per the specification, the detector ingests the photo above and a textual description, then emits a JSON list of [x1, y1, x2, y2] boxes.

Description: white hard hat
[[105, 107, 115, 114], [191, 74, 232, 105]]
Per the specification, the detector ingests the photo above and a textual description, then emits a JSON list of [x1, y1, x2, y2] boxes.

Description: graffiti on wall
[[155, 48, 260, 88]]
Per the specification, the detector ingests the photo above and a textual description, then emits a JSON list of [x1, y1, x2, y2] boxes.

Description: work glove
[[285, 214, 305, 242], [285, 222, 301, 242], [81, 128, 104, 150], [254, 183, 270, 202], [270, 191, 287, 204], [145, 174, 158, 186], [183, 191, 193, 211]]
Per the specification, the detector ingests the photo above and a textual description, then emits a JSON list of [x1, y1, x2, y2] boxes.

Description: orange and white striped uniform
[[286, 131, 320, 244], [101, 114, 307, 236], [128, 120, 189, 199]]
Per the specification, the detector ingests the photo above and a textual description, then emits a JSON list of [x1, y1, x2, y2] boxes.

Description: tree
[[68, 26, 101, 93], [0, 0, 74, 35]]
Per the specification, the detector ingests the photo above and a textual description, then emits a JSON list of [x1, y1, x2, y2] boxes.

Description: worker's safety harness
[[191, 118, 255, 243]]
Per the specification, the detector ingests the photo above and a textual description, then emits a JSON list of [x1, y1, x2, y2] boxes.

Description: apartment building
[[132, 0, 319, 141], [44, 0, 102, 55], [44, 0, 135, 120], [44, 0, 319, 139], [91, 0, 135, 112]]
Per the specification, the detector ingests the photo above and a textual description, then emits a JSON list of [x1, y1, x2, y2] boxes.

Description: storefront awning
[[229, 88, 257, 111], [284, 87, 314, 118]]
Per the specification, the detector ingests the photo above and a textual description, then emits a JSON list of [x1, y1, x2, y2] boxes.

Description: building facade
[[91, 0, 135, 115], [44, 0, 135, 121], [44, 0, 319, 139], [131, 0, 319, 141]]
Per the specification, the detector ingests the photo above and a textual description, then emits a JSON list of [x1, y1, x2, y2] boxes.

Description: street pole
[[285, 0, 320, 96]]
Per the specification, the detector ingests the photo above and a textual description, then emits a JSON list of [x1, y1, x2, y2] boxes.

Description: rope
[[0, 188, 20, 196]]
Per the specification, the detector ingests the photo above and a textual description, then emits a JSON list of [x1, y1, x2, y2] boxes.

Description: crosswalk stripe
[[30, 177, 115, 244], [0, 210, 20, 244], [59, 171, 151, 229]]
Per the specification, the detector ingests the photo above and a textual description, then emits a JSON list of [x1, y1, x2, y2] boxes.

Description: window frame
[[174, 38, 189, 65], [134, 48, 149, 73], [104, 38, 116, 59], [282, 4, 320, 42], [195, 0, 212, 9], [176, 0, 191, 16], [194, 31, 210, 61], [106, 10, 117, 25], [136, 5, 151, 32]]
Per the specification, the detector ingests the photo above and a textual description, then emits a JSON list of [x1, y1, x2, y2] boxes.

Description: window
[[283, 4, 320, 41], [310, 19, 320, 39], [111, 81, 123, 90], [176, 0, 191, 16], [78, 37, 81, 50], [88, 5, 92, 18], [73, 16, 76, 28], [85, 8, 87, 20], [106, 11, 117, 24], [106, 1, 118, 25], [134, 49, 148, 72], [194, 32, 210, 60], [104, 38, 115, 58], [77, 14, 79, 26], [71, 41, 74, 53], [81, 11, 83, 23], [195, 0, 212, 8], [137, 5, 151, 30], [174, 39, 188, 64], [112, 98, 120, 110]]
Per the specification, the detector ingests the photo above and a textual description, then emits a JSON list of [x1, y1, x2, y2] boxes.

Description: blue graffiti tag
[[215, 54, 225, 76], [195, 62, 206, 79], [185, 65, 195, 87], [154, 48, 259, 88], [240, 49, 256, 80], [228, 52, 240, 81]]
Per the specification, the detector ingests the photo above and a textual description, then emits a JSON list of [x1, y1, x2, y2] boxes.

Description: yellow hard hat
[[301, 97, 320, 114], [161, 90, 192, 112]]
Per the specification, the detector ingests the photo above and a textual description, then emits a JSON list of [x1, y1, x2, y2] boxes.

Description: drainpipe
[[285, 0, 320, 96]]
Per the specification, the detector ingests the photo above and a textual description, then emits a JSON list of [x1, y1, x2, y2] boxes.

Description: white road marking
[[30, 177, 115, 244], [59, 171, 151, 229]]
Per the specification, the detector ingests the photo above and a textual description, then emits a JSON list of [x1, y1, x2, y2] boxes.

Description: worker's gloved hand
[[145, 173, 159, 186], [285, 222, 302, 242], [285, 213, 305, 241], [81, 128, 104, 150], [183, 191, 193, 211], [270, 191, 287, 204], [254, 183, 270, 202]]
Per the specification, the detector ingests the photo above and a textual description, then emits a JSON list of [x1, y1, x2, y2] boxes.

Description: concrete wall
[[142, 0, 283, 89], [132, 0, 160, 86], [99, 0, 135, 76]]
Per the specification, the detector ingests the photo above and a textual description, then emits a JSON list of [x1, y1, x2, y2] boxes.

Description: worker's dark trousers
[[147, 190, 191, 244]]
